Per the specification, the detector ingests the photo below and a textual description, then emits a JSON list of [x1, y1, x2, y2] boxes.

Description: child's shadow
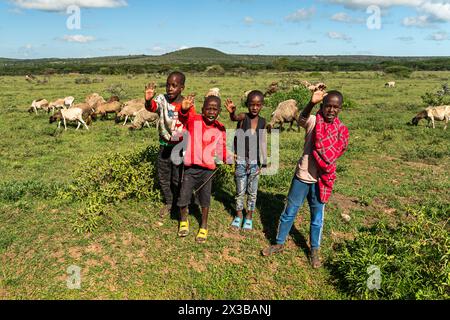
[[212, 187, 236, 219], [257, 190, 311, 258]]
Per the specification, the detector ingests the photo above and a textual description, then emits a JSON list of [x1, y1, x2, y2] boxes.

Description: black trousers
[[157, 145, 183, 207], [177, 166, 214, 208]]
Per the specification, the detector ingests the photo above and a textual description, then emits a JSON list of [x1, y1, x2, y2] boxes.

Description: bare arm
[[225, 98, 246, 122]]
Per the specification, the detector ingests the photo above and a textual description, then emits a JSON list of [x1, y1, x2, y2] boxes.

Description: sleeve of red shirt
[[215, 125, 228, 164], [145, 99, 158, 113], [178, 104, 196, 125]]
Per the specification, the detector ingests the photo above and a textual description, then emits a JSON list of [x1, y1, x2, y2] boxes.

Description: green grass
[[0, 71, 448, 300]]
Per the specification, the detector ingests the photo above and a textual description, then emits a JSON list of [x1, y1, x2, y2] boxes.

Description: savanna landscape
[[0, 49, 448, 299]]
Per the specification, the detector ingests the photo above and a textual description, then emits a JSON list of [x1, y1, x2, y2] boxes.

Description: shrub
[[384, 66, 413, 78], [421, 91, 450, 107], [0, 180, 63, 202], [205, 65, 225, 76], [329, 207, 449, 300], [105, 83, 127, 100], [61, 145, 162, 233], [265, 86, 311, 111], [75, 76, 92, 84]]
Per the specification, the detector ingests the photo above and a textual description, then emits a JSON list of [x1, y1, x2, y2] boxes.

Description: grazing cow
[[411, 105, 450, 130], [385, 81, 396, 88], [116, 99, 145, 126], [267, 99, 300, 133], [85, 93, 106, 110], [49, 108, 89, 131], [206, 88, 220, 98], [28, 99, 49, 114], [264, 82, 279, 97]]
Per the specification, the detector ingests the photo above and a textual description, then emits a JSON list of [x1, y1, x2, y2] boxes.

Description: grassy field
[[0, 71, 448, 299]]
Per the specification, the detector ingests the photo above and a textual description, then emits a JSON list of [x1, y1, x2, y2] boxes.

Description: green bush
[[61, 145, 162, 233], [205, 65, 225, 76], [384, 66, 413, 78], [329, 207, 449, 300], [0, 180, 63, 202], [421, 92, 450, 107], [265, 87, 311, 111]]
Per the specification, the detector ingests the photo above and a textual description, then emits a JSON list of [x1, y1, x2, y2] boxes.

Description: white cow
[[29, 99, 49, 114], [385, 81, 396, 88], [412, 105, 450, 130], [49, 108, 89, 131]]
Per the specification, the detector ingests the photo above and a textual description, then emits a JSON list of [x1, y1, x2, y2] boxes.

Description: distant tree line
[[1, 57, 450, 76]]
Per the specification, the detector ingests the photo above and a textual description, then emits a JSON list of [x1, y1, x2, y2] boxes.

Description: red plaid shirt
[[313, 111, 349, 203]]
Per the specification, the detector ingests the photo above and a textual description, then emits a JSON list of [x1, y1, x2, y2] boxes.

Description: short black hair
[[323, 90, 344, 106], [203, 95, 221, 108], [246, 90, 264, 107], [167, 71, 186, 85]]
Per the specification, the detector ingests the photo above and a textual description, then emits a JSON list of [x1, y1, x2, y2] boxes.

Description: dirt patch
[[222, 248, 243, 265], [329, 193, 359, 215], [85, 243, 103, 254], [0, 287, 8, 299], [331, 231, 355, 242], [68, 247, 82, 260], [102, 255, 117, 269], [189, 256, 207, 272], [221, 231, 245, 241], [86, 259, 101, 268]]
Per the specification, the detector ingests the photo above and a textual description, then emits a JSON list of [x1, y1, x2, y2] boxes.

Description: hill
[[161, 47, 231, 62], [1, 47, 450, 75]]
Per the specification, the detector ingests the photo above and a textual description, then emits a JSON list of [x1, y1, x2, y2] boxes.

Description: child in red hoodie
[[177, 95, 229, 243]]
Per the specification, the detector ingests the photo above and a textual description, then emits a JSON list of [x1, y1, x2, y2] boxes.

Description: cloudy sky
[[0, 0, 449, 58]]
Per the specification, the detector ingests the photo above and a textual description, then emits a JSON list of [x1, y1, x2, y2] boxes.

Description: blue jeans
[[276, 177, 325, 250], [235, 163, 261, 212]]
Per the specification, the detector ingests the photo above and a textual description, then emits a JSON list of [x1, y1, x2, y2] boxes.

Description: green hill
[[161, 47, 232, 62]]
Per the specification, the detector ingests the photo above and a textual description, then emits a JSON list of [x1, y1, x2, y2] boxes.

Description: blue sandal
[[242, 219, 253, 231], [231, 217, 243, 229]]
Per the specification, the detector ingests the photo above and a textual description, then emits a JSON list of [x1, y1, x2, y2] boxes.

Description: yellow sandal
[[196, 229, 208, 243], [178, 221, 189, 237]]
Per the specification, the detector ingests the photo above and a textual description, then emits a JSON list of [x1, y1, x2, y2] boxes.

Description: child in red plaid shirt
[[262, 88, 349, 269]]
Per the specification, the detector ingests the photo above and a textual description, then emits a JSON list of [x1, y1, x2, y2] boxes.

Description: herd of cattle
[[27, 81, 450, 132], [28, 93, 159, 131]]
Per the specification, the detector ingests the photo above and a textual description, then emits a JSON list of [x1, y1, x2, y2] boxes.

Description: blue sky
[[0, 0, 449, 58]]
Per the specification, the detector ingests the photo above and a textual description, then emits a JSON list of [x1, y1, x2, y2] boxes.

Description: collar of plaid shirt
[[312, 111, 349, 203]]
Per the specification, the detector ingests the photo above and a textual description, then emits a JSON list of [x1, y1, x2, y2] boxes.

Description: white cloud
[[62, 35, 96, 43], [396, 36, 414, 41], [327, 1, 450, 22], [426, 31, 449, 40], [331, 12, 365, 23], [285, 7, 316, 22], [402, 15, 430, 26], [420, 1, 450, 21], [327, 31, 352, 41], [10, 0, 127, 12], [151, 46, 165, 53], [244, 16, 254, 25]]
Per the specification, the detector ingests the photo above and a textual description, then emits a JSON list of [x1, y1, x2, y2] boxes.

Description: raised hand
[[311, 88, 328, 105], [145, 82, 156, 101], [182, 94, 195, 111], [225, 98, 236, 114]]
